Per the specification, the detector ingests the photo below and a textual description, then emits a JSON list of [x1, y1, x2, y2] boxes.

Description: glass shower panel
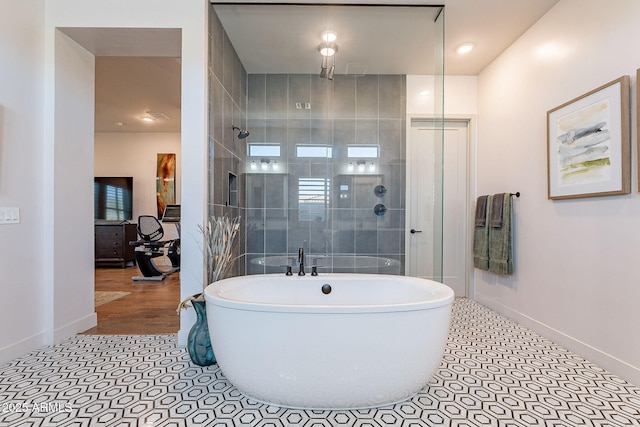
[[405, 7, 445, 283], [432, 8, 446, 283], [214, 3, 444, 277]]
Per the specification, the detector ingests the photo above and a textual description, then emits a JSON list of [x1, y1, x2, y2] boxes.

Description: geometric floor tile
[[1, 299, 639, 426]]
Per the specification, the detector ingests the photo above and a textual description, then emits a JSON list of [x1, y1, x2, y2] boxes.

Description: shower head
[[232, 126, 250, 140]]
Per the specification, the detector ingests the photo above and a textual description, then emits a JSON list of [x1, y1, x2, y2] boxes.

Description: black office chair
[[130, 215, 180, 281]]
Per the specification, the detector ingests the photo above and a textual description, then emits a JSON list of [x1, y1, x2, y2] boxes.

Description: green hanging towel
[[488, 193, 513, 275], [473, 195, 490, 271]]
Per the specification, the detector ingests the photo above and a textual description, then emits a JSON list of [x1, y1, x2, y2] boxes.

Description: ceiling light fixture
[[327, 62, 335, 80], [318, 42, 338, 57], [322, 30, 337, 43], [142, 117, 155, 122], [320, 56, 328, 78], [318, 42, 338, 80], [456, 42, 474, 55], [146, 111, 170, 120]]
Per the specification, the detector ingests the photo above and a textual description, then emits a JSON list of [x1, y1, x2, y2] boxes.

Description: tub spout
[[298, 247, 305, 276]]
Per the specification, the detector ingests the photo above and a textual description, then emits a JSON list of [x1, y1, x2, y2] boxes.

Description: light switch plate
[[0, 207, 20, 224]]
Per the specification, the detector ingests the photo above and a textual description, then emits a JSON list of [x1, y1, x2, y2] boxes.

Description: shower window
[[347, 145, 379, 158], [296, 145, 333, 158], [298, 178, 331, 221], [247, 143, 281, 157]]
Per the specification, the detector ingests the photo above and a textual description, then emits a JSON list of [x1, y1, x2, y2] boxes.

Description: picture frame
[[157, 153, 176, 218], [547, 76, 630, 200]]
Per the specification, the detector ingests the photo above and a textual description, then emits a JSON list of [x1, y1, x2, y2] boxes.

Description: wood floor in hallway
[[82, 265, 180, 335]]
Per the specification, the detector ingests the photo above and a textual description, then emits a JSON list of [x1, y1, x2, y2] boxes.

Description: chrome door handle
[[410, 229, 422, 234]]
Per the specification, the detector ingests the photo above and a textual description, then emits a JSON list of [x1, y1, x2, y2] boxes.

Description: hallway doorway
[[92, 53, 182, 333], [55, 27, 183, 334]]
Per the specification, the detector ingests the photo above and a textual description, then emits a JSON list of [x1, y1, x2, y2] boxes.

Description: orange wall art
[[156, 153, 176, 218]]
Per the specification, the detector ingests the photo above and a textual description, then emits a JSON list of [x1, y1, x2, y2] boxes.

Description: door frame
[[45, 6, 207, 347], [405, 114, 477, 298]]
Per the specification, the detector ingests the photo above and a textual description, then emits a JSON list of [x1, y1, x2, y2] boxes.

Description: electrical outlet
[[0, 207, 20, 224]]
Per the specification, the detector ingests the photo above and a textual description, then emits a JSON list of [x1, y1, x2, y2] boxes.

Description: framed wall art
[[547, 76, 630, 200], [156, 153, 176, 218]]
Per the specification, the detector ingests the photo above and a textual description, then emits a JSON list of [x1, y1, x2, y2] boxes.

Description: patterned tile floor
[[1, 299, 639, 426]]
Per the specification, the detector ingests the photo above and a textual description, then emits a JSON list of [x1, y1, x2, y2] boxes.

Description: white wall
[[476, 0, 640, 385], [95, 132, 181, 220], [0, 0, 207, 363], [407, 75, 478, 116], [45, 29, 98, 342], [0, 0, 46, 362]]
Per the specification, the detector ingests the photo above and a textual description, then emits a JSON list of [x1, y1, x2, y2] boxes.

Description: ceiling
[[93, 56, 182, 133], [215, 4, 442, 75], [76, 0, 559, 133]]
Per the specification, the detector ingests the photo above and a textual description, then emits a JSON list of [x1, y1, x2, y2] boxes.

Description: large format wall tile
[[246, 73, 407, 274]]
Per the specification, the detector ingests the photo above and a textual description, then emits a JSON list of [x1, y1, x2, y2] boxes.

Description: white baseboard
[[50, 312, 97, 345], [0, 333, 45, 365], [0, 313, 97, 364], [475, 292, 640, 387], [177, 309, 195, 347]]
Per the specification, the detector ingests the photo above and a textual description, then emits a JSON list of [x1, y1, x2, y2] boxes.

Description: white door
[[407, 119, 469, 296]]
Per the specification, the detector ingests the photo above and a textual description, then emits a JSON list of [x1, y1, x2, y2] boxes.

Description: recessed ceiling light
[[456, 43, 474, 55], [142, 117, 155, 122], [113, 121, 125, 126], [420, 90, 430, 96]]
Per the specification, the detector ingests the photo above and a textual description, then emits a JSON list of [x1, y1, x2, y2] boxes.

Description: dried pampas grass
[[177, 215, 241, 312]]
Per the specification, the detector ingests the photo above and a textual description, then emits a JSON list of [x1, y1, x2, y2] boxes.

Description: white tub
[[204, 273, 454, 410]]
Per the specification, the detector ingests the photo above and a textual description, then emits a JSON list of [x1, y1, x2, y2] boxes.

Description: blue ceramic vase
[[187, 299, 216, 366]]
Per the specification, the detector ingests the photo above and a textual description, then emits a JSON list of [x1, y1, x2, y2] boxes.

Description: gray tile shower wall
[[208, 6, 247, 277], [246, 73, 406, 275]]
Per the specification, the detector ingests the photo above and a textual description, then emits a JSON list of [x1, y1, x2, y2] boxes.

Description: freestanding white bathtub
[[204, 273, 454, 410]]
